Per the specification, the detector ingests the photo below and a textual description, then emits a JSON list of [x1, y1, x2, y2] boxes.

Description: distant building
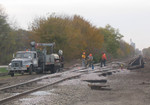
[[130, 39, 135, 49]]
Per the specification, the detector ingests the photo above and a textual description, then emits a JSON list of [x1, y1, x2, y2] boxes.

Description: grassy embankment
[[0, 68, 8, 73], [0, 68, 9, 79]]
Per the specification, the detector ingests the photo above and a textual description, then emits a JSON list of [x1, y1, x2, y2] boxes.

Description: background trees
[[29, 14, 135, 62], [143, 47, 150, 58], [0, 6, 13, 64], [0, 6, 29, 64], [30, 14, 104, 61], [99, 25, 123, 58], [0, 5, 135, 64]]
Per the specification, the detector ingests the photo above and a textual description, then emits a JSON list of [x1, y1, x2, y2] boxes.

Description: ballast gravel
[[4, 62, 150, 105]]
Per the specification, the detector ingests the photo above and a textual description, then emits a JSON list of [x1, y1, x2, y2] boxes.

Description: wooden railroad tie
[[88, 83, 110, 88]]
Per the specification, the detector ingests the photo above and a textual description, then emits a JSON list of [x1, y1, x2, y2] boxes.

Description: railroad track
[[0, 73, 82, 104], [0, 64, 122, 104], [0, 73, 8, 77], [0, 67, 69, 77]]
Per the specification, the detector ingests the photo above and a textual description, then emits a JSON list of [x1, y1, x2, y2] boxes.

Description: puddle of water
[[31, 91, 52, 96]]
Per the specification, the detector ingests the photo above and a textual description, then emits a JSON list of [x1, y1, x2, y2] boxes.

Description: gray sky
[[1, 0, 150, 50]]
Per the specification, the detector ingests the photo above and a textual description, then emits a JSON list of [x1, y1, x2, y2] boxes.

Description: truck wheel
[[57, 66, 61, 72], [51, 66, 56, 74], [55, 67, 59, 73], [54, 66, 60, 73], [36, 70, 40, 74], [10, 72, 14, 77], [21, 71, 24, 75], [36, 69, 42, 74], [29, 65, 33, 75], [141, 64, 144, 68]]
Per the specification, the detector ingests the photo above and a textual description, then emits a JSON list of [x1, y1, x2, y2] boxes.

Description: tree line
[[0, 6, 135, 64], [143, 47, 150, 58]]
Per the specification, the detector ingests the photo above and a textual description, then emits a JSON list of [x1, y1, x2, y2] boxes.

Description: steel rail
[[0, 73, 81, 104], [0, 66, 87, 91], [0, 73, 62, 91], [0, 64, 120, 104]]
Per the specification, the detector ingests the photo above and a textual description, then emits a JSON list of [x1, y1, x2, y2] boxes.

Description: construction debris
[[127, 55, 144, 70], [81, 73, 107, 81], [88, 83, 111, 90], [84, 79, 107, 83], [112, 61, 126, 69]]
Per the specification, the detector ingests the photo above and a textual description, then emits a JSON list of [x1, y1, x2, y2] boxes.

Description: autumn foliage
[[0, 8, 135, 64], [29, 14, 135, 62], [29, 14, 104, 61]]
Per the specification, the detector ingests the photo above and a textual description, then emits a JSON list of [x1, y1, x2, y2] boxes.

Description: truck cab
[[8, 51, 38, 76]]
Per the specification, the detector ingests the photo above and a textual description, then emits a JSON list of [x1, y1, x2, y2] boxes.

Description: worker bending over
[[87, 53, 93, 67]]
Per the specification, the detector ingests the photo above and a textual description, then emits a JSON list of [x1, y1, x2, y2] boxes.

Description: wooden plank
[[83, 79, 107, 83]]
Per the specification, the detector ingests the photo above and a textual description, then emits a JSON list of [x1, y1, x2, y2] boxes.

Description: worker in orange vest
[[101, 52, 107, 67], [82, 52, 86, 67]]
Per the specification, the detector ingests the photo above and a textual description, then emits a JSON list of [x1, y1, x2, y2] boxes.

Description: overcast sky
[[1, 0, 150, 50]]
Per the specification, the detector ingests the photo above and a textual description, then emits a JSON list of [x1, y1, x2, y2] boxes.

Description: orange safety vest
[[82, 54, 86, 59], [102, 53, 107, 60]]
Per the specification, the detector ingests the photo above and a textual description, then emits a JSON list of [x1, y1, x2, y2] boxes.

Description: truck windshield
[[16, 53, 32, 58]]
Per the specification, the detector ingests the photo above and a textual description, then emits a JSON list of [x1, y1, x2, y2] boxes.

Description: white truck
[[8, 42, 63, 77]]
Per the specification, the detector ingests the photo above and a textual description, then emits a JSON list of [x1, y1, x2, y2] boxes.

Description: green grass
[[0, 68, 8, 73], [0, 68, 22, 79]]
